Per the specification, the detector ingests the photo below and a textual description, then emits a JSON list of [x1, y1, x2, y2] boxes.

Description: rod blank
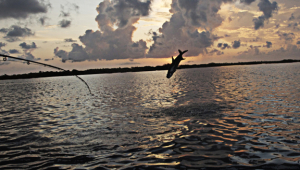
[[0, 54, 92, 94]]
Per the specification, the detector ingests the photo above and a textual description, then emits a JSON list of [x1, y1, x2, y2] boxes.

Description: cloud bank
[[0, 0, 48, 20], [53, 0, 280, 63]]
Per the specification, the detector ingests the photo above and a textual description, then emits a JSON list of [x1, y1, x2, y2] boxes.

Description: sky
[[1, 0, 300, 75]]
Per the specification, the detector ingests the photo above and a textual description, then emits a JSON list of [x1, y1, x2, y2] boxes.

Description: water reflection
[[0, 63, 300, 169]]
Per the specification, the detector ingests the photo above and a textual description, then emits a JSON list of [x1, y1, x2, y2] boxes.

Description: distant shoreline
[[0, 59, 299, 80]]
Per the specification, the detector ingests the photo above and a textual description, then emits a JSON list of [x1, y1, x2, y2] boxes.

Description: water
[[1, 63, 300, 170]]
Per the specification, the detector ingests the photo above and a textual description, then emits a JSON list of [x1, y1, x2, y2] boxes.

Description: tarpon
[[166, 49, 188, 78]]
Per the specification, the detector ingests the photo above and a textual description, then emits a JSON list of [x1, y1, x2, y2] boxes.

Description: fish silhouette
[[166, 49, 188, 78]]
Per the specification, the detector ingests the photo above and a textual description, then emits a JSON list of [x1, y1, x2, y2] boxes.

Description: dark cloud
[[240, 0, 256, 4], [232, 40, 241, 49], [21, 52, 40, 61], [253, 0, 278, 30], [258, 0, 278, 18], [0, 25, 34, 42], [9, 49, 20, 54], [0, 0, 49, 20], [60, 11, 70, 17], [44, 58, 54, 61], [0, 28, 8, 33], [19, 42, 37, 50], [59, 19, 71, 28], [64, 38, 77, 42], [265, 41, 272, 48], [253, 16, 265, 30], [209, 49, 224, 55], [1, 25, 34, 37], [249, 37, 262, 42], [217, 43, 231, 50], [54, 47, 68, 62], [96, 0, 151, 29], [289, 13, 295, 21], [0, 42, 8, 56], [54, 43, 90, 62], [0, 42, 6, 48], [59, 3, 79, 17], [297, 41, 300, 45], [277, 32, 295, 43], [39, 16, 48, 25], [288, 22, 298, 29], [222, 43, 230, 49], [0, 49, 9, 55]]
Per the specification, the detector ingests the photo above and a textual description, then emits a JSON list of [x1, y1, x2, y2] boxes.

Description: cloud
[[265, 41, 272, 48], [232, 40, 241, 49], [0, 42, 8, 55], [54, 43, 90, 62], [44, 58, 54, 61], [54, 47, 68, 62], [54, 0, 151, 62], [289, 13, 295, 21], [59, 3, 79, 17], [0, 42, 6, 48], [0, 25, 34, 42], [240, 0, 255, 4], [20, 52, 41, 61], [288, 22, 298, 29], [0, 0, 49, 20], [235, 44, 300, 61], [0, 49, 9, 55], [39, 16, 48, 25], [277, 32, 295, 43], [297, 41, 300, 45], [9, 49, 20, 54], [96, 0, 151, 29], [223, 43, 230, 49], [209, 49, 224, 55], [147, 0, 234, 58], [253, 0, 278, 30], [64, 38, 77, 42], [19, 42, 37, 50], [218, 43, 230, 50], [253, 16, 265, 30], [58, 19, 71, 28], [120, 62, 141, 65], [60, 11, 70, 17]]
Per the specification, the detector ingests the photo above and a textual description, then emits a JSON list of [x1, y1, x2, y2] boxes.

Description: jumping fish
[[166, 49, 188, 78]]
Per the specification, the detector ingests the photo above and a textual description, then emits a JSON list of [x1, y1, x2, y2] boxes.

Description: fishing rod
[[0, 54, 92, 94]]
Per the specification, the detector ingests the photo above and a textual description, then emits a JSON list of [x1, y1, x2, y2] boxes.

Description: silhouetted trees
[[0, 59, 299, 80]]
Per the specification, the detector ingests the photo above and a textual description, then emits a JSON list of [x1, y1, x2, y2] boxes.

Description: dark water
[[1, 63, 300, 170]]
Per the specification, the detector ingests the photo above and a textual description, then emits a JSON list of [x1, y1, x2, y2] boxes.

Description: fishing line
[[0, 54, 92, 94]]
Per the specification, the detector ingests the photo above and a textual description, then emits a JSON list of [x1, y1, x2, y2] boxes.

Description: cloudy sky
[[1, 0, 300, 75]]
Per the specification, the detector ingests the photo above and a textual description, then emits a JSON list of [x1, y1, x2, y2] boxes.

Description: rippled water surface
[[1, 63, 300, 170]]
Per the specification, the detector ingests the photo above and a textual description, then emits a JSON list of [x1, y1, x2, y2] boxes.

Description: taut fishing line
[[0, 54, 92, 95]]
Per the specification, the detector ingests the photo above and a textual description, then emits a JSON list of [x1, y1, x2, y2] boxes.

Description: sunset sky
[[1, 0, 300, 75]]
